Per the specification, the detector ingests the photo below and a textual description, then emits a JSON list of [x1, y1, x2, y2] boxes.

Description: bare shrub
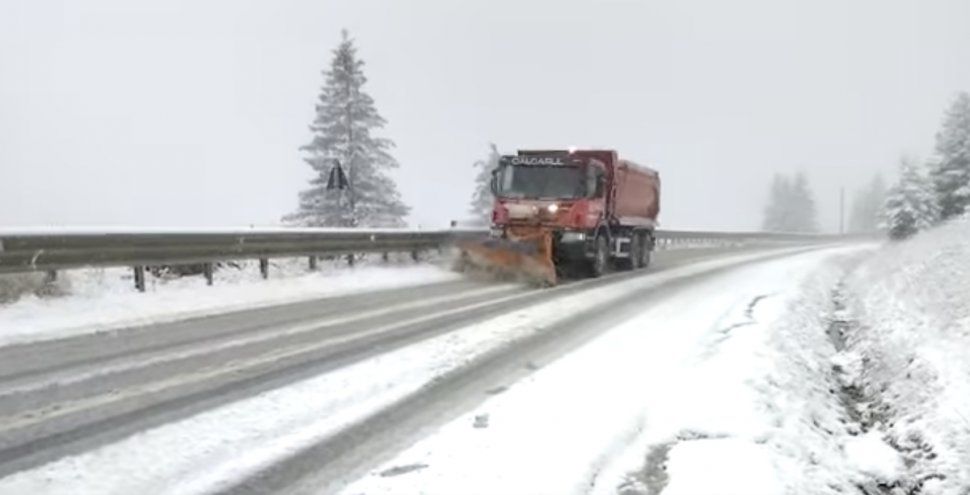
[[0, 273, 71, 304]]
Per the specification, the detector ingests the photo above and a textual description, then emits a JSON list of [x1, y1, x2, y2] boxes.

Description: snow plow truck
[[459, 149, 660, 285]]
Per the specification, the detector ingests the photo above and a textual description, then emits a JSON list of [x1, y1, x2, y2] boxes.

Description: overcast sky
[[2, 0, 969, 232]]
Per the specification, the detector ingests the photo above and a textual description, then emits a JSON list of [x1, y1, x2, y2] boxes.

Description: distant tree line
[[760, 91, 970, 239]]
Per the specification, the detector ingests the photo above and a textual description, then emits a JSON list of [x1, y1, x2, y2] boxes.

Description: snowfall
[[0, 217, 968, 495]]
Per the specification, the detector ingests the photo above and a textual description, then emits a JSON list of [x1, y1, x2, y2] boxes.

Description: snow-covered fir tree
[[884, 157, 939, 240], [468, 143, 501, 224], [762, 174, 792, 232], [929, 91, 970, 220], [848, 174, 887, 233], [789, 172, 819, 232], [762, 172, 818, 232], [285, 30, 409, 227]]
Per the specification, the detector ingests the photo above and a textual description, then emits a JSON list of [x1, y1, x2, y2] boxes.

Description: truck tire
[[617, 234, 640, 271], [590, 235, 609, 277], [638, 232, 652, 269]]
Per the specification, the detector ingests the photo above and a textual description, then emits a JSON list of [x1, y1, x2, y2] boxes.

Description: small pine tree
[[849, 174, 887, 233], [929, 92, 970, 220], [762, 174, 791, 232], [884, 158, 939, 240], [469, 143, 501, 224], [789, 171, 819, 232], [285, 30, 410, 228], [762, 172, 818, 232]]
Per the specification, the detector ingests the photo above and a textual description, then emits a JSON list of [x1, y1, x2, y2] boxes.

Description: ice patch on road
[[0, 262, 459, 346]]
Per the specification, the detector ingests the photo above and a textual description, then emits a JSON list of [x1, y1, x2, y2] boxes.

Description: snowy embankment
[[0, 259, 459, 346], [343, 245, 886, 495], [841, 216, 970, 493]]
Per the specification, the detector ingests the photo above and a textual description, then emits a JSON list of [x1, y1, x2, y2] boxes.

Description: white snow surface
[[0, 260, 459, 346], [843, 216, 970, 493], [342, 245, 882, 495], [843, 430, 903, 482], [662, 438, 782, 495], [0, 248, 821, 495]]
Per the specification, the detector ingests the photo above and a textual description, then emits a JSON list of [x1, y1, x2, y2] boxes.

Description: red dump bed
[[613, 159, 660, 227], [567, 149, 660, 228]]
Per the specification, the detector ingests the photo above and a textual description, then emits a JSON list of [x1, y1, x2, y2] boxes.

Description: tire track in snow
[[0, 281, 531, 477]]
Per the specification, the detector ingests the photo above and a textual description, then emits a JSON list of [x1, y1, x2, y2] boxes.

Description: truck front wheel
[[590, 235, 609, 277]]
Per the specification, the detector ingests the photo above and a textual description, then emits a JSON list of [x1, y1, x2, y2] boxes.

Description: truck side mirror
[[594, 176, 605, 197], [490, 168, 500, 195]]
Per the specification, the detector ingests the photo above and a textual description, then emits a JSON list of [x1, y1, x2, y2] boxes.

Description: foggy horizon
[[3, 0, 969, 232]]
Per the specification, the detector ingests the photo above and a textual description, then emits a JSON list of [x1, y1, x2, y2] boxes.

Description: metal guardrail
[[0, 227, 860, 291], [0, 228, 485, 291], [653, 229, 859, 248]]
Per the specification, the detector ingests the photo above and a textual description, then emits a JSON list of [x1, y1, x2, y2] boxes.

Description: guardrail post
[[133, 266, 146, 292], [411, 249, 420, 262], [259, 258, 269, 279], [346, 253, 355, 267], [381, 252, 389, 263], [308, 256, 318, 271], [203, 263, 214, 286]]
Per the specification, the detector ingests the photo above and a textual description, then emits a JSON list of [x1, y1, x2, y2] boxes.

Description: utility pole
[[839, 186, 845, 235]]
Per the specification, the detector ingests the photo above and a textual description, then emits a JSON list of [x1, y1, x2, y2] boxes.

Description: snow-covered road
[[343, 245, 880, 495], [0, 263, 461, 347], [0, 244, 890, 495]]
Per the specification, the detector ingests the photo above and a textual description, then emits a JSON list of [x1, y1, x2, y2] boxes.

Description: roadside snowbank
[[844, 217, 970, 493], [0, 260, 459, 347], [342, 245, 881, 495], [636, 249, 891, 495]]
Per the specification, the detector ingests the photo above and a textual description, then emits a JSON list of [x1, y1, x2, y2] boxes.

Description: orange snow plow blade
[[456, 231, 557, 286]]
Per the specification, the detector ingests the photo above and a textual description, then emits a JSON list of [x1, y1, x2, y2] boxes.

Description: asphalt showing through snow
[[0, 245, 824, 490]]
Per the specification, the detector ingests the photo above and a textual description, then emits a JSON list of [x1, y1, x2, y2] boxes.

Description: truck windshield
[[497, 165, 586, 199]]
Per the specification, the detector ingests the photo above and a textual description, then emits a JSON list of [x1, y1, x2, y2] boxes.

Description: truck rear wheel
[[631, 234, 644, 269], [590, 235, 609, 277], [617, 234, 641, 271], [638, 232, 652, 269]]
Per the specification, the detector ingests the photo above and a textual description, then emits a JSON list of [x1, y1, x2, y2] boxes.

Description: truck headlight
[[547, 204, 559, 213], [560, 231, 586, 242]]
